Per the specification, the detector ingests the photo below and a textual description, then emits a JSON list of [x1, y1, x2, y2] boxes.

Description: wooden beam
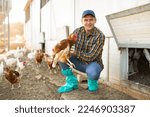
[[24, 0, 32, 11], [100, 80, 150, 100]]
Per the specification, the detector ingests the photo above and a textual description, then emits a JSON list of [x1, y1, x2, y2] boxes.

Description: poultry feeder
[[106, 3, 150, 89]]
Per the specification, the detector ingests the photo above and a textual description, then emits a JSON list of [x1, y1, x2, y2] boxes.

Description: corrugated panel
[[106, 3, 150, 48]]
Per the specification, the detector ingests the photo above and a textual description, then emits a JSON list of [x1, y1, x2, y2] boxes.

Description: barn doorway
[[128, 48, 150, 86]]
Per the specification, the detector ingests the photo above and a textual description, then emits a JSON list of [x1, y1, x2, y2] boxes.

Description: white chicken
[[128, 48, 142, 75], [14, 47, 24, 58], [5, 50, 16, 57], [4, 56, 17, 68], [133, 48, 141, 60], [16, 58, 26, 75], [27, 50, 36, 60], [143, 49, 150, 68], [20, 46, 27, 55], [0, 55, 5, 62]]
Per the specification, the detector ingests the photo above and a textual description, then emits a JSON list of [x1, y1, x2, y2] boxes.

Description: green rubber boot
[[57, 69, 78, 93], [88, 79, 98, 92]]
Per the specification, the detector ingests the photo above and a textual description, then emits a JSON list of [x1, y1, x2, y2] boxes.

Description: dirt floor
[[128, 48, 150, 87], [0, 59, 61, 100], [0, 54, 136, 100], [128, 72, 150, 86]]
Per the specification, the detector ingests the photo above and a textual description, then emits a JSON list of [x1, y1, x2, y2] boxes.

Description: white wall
[[30, 0, 40, 49], [41, 2, 51, 40], [75, 0, 150, 36], [24, 20, 32, 49], [41, 0, 75, 53], [24, 0, 41, 50], [52, 0, 74, 29]]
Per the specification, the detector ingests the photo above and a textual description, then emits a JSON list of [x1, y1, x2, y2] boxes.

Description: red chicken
[[44, 54, 59, 74], [44, 54, 54, 69], [4, 67, 21, 90], [52, 34, 77, 68], [35, 49, 44, 67], [52, 33, 77, 55]]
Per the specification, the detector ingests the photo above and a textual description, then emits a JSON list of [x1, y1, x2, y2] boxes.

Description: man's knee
[[88, 72, 100, 80], [86, 62, 102, 80], [86, 68, 100, 80]]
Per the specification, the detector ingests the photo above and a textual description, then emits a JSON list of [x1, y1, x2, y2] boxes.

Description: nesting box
[[106, 3, 150, 99]]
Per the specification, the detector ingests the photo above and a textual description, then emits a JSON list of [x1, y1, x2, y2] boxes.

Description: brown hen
[[35, 49, 44, 67], [52, 33, 77, 55], [52, 34, 77, 68], [4, 67, 21, 90]]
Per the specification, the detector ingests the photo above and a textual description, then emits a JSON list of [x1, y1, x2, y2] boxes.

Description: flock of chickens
[[0, 34, 77, 90], [128, 48, 150, 76]]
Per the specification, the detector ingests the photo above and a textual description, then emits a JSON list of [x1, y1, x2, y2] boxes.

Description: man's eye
[[84, 19, 93, 22]]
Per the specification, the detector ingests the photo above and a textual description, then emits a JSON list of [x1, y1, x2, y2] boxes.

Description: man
[[58, 10, 105, 93]]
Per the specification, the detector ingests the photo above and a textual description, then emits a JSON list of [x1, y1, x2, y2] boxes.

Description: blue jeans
[[59, 56, 102, 80]]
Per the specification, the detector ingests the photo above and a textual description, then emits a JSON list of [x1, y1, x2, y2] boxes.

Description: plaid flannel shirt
[[73, 26, 105, 70]]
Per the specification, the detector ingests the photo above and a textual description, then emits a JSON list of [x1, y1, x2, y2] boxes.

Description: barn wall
[[24, 20, 32, 49], [30, 0, 40, 49]]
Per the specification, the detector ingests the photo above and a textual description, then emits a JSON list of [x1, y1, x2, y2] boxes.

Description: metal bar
[[105, 36, 113, 81], [74, 0, 76, 30], [3, 15, 5, 50], [2, 0, 4, 12], [6, 1, 10, 51], [106, 37, 110, 81], [8, 13, 10, 51]]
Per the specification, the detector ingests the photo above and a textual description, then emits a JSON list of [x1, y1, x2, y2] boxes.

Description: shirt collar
[[83, 27, 95, 36]]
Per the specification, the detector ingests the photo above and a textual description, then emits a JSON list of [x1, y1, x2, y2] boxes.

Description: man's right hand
[[70, 50, 77, 56]]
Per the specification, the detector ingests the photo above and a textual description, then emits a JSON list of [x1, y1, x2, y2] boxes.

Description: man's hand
[[70, 50, 77, 56]]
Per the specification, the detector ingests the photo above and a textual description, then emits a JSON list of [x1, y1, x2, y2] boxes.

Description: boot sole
[[57, 85, 78, 93]]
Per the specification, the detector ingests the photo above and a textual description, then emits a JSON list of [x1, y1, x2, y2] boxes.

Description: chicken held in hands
[[52, 43, 75, 68], [52, 34, 77, 68], [52, 33, 77, 55]]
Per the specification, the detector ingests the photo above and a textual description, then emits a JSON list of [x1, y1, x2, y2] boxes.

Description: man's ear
[[94, 18, 97, 22]]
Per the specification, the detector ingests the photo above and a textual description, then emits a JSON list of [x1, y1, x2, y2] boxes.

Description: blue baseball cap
[[82, 10, 96, 18]]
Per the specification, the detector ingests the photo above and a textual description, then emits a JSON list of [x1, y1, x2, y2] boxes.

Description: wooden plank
[[101, 80, 150, 99], [110, 11, 150, 46], [24, 0, 32, 11], [106, 3, 150, 19], [106, 3, 150, 48]]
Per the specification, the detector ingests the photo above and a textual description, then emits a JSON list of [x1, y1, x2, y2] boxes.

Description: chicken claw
[[18, 83, 21, 88], [67, 59, 75, 68], [11, 85, 14, 90]]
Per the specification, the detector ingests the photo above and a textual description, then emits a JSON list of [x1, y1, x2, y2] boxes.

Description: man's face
[[81, 15, 96, 32]]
